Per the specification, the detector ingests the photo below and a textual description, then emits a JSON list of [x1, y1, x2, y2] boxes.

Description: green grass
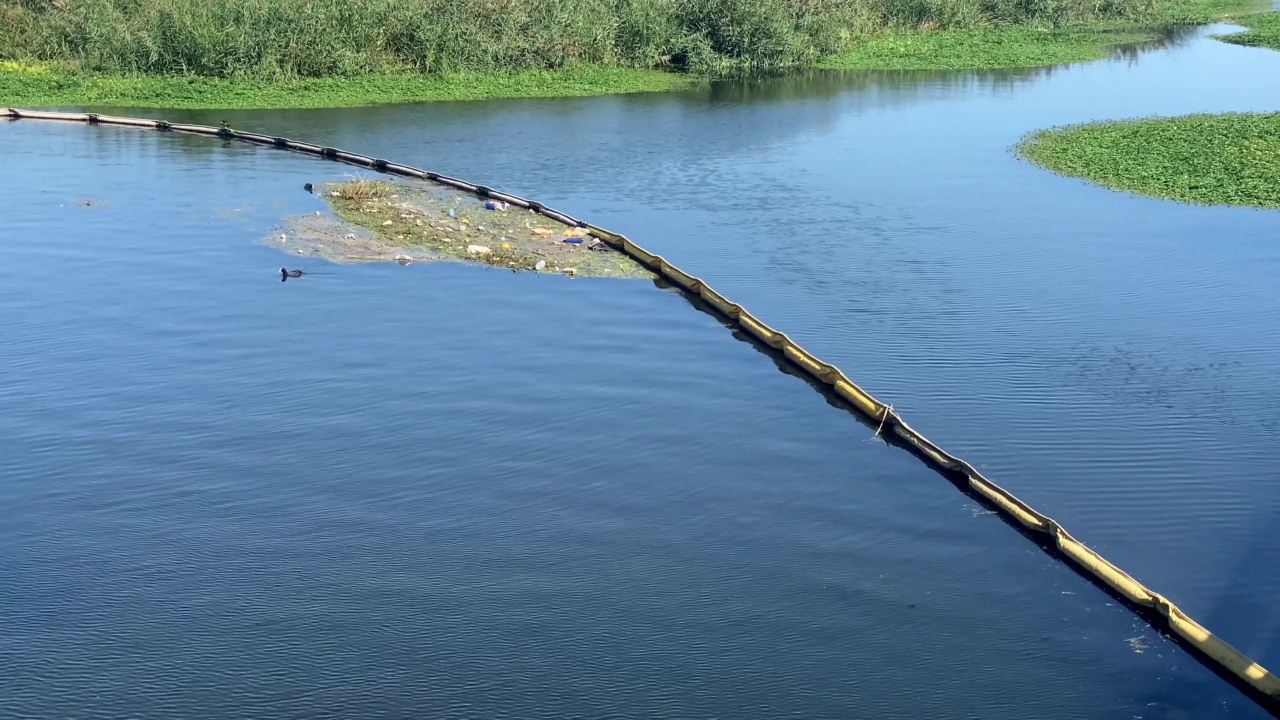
[[1017, 113, 1280, 209], [820, 0, 1274, 71], [0, 65, 693, 109], [1214, 11, 1280, 51], [1148, 0, 1271, 24], [819, 26, 1155, 71]]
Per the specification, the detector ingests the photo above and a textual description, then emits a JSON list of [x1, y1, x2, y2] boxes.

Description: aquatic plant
[[819, 26, 1155, 70], [331, 177, 397, 202], [1214, 11, 1280, 51], [1016, 112, 1280, 209], [277, 178, 652, 278]]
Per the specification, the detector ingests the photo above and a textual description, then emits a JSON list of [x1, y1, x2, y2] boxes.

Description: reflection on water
[[3, 20, 1280, 720], [704, 65, 1049, 104]]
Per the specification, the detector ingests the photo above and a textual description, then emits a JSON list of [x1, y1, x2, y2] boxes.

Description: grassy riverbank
[[0, 62, 692, 109], [1214, 11, 1280, 51], [1014, 6, 1280, 210], [1017, 113, 1280, 209], [0, 0, 1271, 108], [821, 0, 1270, 69], [819, 27, 1152, 71]]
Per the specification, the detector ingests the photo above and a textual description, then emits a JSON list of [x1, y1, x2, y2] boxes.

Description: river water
[[2, 22, 1278, 720]]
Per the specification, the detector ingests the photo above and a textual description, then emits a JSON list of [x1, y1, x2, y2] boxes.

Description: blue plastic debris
[[563, 237, 584, 244]]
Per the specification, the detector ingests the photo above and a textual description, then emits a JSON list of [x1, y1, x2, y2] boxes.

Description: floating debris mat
[[271, 177, 651, 279]]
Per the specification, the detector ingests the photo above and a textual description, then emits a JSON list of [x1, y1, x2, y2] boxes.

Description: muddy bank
[[267, 178, 651, 279]]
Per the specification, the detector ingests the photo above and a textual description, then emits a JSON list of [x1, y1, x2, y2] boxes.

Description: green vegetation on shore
[[0, 63, 691, 109], [1012, 5, 1280, 210], [1151, 0, 1271, 24], [0, 0, 1272, 108], [1017, 113, 1280, 209], [821, 0, 1271, 70], [0, 0, 1168, 79], [1214, 11, 1280, 51], [819, 27, 1153, 71]]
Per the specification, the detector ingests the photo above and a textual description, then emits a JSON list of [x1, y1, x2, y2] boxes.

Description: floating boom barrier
[[4, 107, 1277, 717]]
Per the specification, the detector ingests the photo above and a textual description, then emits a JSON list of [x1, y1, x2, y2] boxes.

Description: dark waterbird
[[304, 183, 313, 193], [281, 267, 304, 282]]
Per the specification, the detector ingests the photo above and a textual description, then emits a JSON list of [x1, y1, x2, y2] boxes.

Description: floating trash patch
[[267, 177, 651, 279]]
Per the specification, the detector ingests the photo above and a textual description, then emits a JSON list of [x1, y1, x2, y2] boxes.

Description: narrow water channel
[[2, 22, 1278, 719]]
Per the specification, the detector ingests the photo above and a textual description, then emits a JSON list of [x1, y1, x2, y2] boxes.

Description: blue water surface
[[2, 22, 1278, 719]]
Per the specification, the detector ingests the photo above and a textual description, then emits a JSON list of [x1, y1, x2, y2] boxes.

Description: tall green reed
[[0, 0, 1170, 78]]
